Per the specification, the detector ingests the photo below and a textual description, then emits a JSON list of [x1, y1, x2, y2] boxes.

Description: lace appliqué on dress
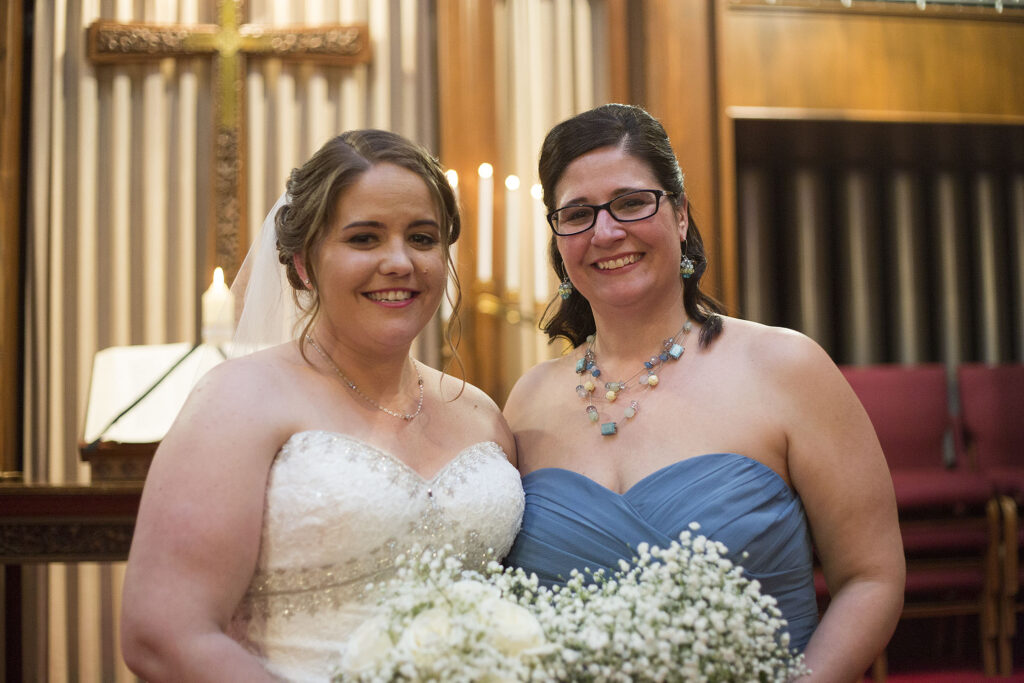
[[229, 431, 524, 682]]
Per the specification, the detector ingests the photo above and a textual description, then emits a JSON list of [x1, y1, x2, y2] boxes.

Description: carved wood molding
[[0, 484, 142, 562], [85, 1, 372, 282], [87, 21, 370, 64], [0, 520, 135, 562], [726, 0, 1024, 22]]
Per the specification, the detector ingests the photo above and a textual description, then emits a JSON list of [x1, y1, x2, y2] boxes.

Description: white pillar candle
[[505, 174, 521, 292], [442, 236, 459, 322], [477, 163, 494, 282], [441, 169, 459, 321], [201, 267, 235, 345], [531, 183, 549, 303], [445, 168, 459, 204]]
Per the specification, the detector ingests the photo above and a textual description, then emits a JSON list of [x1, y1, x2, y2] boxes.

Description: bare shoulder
[[714, 318, 863, 448], [162, 343, 307, 463], [504, 353, 572, 424], [425, 365, 517, 462], [712, 317, 837, 386], [186, 345, 300, 419]]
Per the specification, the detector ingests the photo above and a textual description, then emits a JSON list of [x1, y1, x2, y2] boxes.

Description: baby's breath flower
[[335, 531, 808, 682]]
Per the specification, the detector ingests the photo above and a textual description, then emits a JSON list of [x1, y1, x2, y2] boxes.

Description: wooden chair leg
[[871, 650, 887, 682], [982, 497, 1001, 676], [999, 495, 1019, 676]]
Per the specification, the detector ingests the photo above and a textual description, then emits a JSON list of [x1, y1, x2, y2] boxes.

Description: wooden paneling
[[0, 0, 24, 479], [642, 0, 725, 307], [606, 0, 630, 103], [437, 0, 501, 394], [713, 0, 1024, 313], [719, 2, 1024, 120]]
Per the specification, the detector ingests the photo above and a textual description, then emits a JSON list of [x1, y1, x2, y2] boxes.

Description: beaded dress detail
[[229, 431, 524, 682]]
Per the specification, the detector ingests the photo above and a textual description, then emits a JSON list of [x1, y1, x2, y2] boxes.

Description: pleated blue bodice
[[504, 452, 819, 652]]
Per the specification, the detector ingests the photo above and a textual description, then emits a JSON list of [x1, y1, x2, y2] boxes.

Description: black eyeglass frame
[[546, 189, 676, 236]]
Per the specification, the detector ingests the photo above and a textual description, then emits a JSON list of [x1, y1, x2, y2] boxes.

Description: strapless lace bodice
[[230, 430, 524, 682]]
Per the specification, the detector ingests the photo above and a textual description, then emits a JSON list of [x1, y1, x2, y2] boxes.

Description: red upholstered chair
[[958, 363, 1024, 675], [841, 364, 1001, 677], [959, 364, 1024, 496]]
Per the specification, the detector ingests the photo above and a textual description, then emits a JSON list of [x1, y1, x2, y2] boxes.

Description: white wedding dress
[[228, 430, 525, 682]]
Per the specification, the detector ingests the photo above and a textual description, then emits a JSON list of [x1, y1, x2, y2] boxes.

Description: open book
[[80, 342, 227, 479]]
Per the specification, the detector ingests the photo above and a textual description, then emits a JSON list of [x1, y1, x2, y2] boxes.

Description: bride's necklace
[[575, 319, 692, 436], [306, 334, 425, 422]]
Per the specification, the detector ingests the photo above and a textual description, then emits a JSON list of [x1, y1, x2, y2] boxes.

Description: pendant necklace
[[306, 334, 424, 421], [575, 319, 692, 436]]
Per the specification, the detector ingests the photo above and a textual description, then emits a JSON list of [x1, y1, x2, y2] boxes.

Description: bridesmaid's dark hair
[[537, 104, 724, 348]]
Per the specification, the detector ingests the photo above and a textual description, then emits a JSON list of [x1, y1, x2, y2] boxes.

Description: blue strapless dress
[[504, 453, 819, 652]]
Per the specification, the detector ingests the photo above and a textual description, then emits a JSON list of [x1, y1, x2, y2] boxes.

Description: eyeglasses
[[547, 189, 675, 236]]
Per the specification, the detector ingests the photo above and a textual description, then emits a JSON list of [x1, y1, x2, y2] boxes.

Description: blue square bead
[[668, 343, 684, 359], [600, 422, 618, 436], [576, 358, 586, 373]]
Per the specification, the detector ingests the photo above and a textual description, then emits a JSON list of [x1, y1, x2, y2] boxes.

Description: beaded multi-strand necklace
[[575, 319, 692, 436]]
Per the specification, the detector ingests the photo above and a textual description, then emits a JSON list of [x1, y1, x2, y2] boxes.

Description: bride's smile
[[302, 161, 447, 354]]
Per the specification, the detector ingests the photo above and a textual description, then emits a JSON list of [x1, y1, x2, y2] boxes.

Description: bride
[[120, 130, 524, 682]]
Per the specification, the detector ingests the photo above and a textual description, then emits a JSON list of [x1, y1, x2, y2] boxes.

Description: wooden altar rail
[[0, 483, 143, 683]]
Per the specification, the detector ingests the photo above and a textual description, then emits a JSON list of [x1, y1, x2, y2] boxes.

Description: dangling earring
[[680, 256, 694, 279], [680, 242, 695, 279], [558, 276, 574, 300]]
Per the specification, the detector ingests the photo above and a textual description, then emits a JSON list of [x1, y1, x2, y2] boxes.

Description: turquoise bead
[[600, 422, 618, 436], [668, 343, 684, 359]]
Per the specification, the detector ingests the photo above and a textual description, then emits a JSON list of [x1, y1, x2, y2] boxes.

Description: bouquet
[[335, 524, 808, 682], [336, 551, 553, 682]]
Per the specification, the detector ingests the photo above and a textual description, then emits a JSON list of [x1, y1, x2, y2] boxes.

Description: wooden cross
[[87, 0, 371, 283]]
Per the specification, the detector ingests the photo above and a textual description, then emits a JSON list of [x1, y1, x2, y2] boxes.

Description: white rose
[[448, 579, 501, 603], [481, 597, 547, 656], [481, 674, 522, 683], [340, 615, 393, 672], [397, 607, 452, 663]]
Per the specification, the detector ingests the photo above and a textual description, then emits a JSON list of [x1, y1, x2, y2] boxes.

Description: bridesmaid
[[504, 104, 904, 682]]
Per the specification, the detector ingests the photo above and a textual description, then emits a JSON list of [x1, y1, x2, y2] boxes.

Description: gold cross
[[87, 0, 371, 282]]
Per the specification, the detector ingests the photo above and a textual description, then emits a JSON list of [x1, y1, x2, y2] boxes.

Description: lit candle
[[477, 163, 494, 283], [441, 236, 458, 322], [441, 169, 459, 321], [201, 266, 235, 345], [505, 175, 520, 292], [445, 168, 459, 205], [531, 183, 550, 303]]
